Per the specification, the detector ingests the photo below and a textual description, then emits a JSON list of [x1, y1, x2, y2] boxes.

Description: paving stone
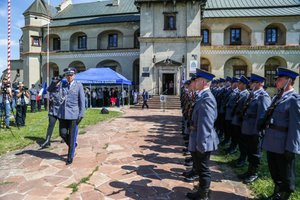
[[0, 108, 253, 200]]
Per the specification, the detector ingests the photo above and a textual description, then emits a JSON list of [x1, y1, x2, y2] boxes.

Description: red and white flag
[[36, 82, 47, 101]]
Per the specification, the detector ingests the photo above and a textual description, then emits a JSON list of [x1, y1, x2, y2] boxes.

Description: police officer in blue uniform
[[231, 75, 250, 167], [52, 68, 85, 165], [262, 68, 300, 200], [186, 69, 219, 200], [40, 77, 61, 149], [239, 73, 271, 184]]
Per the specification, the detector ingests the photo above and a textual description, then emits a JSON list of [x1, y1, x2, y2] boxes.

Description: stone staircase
[[131, 95, 181, 109]]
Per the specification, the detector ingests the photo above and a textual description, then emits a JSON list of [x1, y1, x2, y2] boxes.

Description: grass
[[67, 166, 99, 193], [0, 107, 122, 155], [211, 148, 300, 200]]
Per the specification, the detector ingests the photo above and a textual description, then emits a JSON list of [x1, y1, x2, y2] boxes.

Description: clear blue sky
[[0, 0, 97, 76]]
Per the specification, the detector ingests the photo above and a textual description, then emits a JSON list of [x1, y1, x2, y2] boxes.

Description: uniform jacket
[[55, 80, 85, 120], [48, 84, 60, 117], [231, 89, 250, 126], [241, 88, 271, 135], [262, 90, 300, 154], [225, 88, 239, 121], [188, 89, 219, 152], [29, 88, 37, 100]]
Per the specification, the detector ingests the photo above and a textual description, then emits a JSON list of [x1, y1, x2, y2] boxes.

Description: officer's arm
[[285, 96, 300, 154], [78, 84, 85, 118]]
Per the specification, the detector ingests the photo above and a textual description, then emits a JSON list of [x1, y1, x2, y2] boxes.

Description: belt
[[245, 113, 256, 118], [268, 124, 288, 132]]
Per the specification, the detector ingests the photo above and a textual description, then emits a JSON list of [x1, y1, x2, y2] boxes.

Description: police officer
[[40, 77, 61, 149], [262, 68, 300, 200], [231, 75, 250, 167], [186, 69, 219, 200], [239, 73, 271, 184], [29, 84, 37, 112], [54, 68, 85, 165]]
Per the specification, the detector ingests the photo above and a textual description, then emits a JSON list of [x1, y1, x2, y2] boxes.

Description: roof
[[50, 14, 140, 27], [54, 0, 138, 19], [45, 0, 300, 27], [74, 68, 132, 85], [23, 0, 57, 17], [204, 0, 300, 18]]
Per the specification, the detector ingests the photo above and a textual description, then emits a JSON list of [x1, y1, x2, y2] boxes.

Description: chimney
[[57, 0, 72, 12], [112, 0, 120, 6]]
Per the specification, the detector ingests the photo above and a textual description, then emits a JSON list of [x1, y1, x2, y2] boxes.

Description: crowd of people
[[180, 68, 299, 200]]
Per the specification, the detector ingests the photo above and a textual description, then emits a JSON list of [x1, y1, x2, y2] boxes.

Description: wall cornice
[[139, 36, 202, 43]]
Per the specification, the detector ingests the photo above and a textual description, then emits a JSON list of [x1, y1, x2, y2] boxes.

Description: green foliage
[[0, 108, 122, 155]]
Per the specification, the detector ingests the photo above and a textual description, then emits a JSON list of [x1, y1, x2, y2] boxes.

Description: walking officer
[[54, 67, 85, 165], [262, 68, 300, 200], [239, 73, 271, 184], [186, 69, 219, 200], [40, 76, 61, 149]]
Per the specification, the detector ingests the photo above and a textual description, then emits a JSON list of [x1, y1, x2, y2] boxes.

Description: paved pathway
[[0, 108, 253, 200]]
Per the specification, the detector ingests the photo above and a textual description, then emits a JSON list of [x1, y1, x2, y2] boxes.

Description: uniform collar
[[282, 88, 294, 98], [198, 87, 210, 97], [253, 88, 263, 96]]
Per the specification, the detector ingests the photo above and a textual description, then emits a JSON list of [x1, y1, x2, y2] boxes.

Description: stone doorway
[[162, 73, 175, 95]]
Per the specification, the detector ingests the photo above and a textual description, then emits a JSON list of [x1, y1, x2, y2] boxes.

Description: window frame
[[31, 36, 41, 47], [265, 64, 279, 87], [52, 37, 61, 51], [163, 12, 177, 31], [108, 33, 118, 48], [230, 28, 242, 45], [201, 29, 210, 45], [265, 27, 278, 45], [233, 65, 247, 77], [78, 35, 87, 49]]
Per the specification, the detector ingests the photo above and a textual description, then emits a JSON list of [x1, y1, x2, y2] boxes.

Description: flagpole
[[7, 0, 11, 82], [46, 0, 51, 111]]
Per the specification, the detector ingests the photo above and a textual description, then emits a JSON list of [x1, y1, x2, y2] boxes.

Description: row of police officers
[[181, 67, 299, 200]]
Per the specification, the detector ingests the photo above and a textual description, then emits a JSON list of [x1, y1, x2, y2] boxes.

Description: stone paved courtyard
[[0, 108, 253, 200]]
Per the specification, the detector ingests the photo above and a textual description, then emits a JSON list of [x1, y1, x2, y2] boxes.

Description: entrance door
[[162, 73, 175, 95]]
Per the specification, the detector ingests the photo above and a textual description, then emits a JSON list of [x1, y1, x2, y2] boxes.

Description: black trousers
[[230, 124, 239, 150], [37, 100, 42, 111], [142, 100, 149, 109], [267, 151, 296, 193], [194, 151, 211, 189], [30, 100, 36, 112], [45, 115, 58, 140], [243, 134, 262, 168], [59, 119, 78, 161], [234, 125, 247, 161], [16, 105, 27, 126]]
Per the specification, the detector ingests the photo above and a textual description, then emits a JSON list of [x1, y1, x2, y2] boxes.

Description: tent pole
[[90, 84, 92, 108], [128, 85, 130, 107], [122, 83, 124, 107]]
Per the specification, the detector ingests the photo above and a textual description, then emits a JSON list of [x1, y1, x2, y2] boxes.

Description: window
[[265, 28, 278, 45], [230, 28, 241, 45], [201, 29, 209, 45], [233, 65, 247, 77], [53, 38, 60, 51], [164, 13, 176, 30], [201, 64, 210, 72], [78, 36, 87, 49], [265, 65, 278, 87], [108, 34, 118, 48], [32, 36, 41, 46], [134, 30, 140, 48]]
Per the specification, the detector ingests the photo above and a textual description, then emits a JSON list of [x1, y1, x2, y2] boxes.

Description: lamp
[[182, 55, 185, 63], [192, 54, 197, 60], [152, 55, 156, 63]]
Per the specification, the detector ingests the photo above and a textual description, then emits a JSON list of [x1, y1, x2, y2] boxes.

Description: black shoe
[[235, 160, 246, 168], [243, 174, 258, 184], [186, 191, 200, 199], [5, 126, 10, 129], [185, 160, 193, 166], [265, 193, 281, 200], [238, 172, 249, 180], [184, 151, 191, 156], [66, 159, 73, 165], [185, 157, 193, 163], [184, 175, 199, 182], [182, 169, 194, 177], [227, 148, 237, 155], [40, 142, 51, 149]]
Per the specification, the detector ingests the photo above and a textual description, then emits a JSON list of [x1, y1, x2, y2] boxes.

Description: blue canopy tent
[[74, 68, 132, 107], [75, 68, 132, 85]]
